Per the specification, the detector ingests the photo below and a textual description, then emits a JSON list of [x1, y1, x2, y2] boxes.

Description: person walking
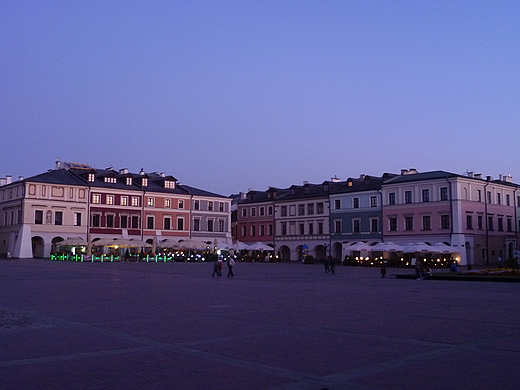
[[324, 257, 330, 274], [227, 257, 235, 277], [212, 259, 221, 278], [329, 256, 336, 275]]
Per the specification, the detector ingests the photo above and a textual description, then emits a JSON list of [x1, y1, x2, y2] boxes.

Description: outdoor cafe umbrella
[[157, 239, 181, 249], [370, 242, 402, 252], [91, 238, 118, 247], [177, 239, 208, 250], [432, 242, 455, 253], [234, 241, 249, 251], [247, 242, 273, 251], [345, 242, 372, 252], [402, 242, 435, 253], [57, 237, 87, 247]]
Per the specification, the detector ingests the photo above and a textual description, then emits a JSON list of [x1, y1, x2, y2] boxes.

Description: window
[[142, 178, 148, 187], [353, 198, 360, 208], [466, 214, 473, 230], [405, 216, 413, 231], [147, 198, 155, 207], [422, 189, 430, 202], [335, 220, 342, 234], [506, 194, 511, 206], [93, 194, 101, 204], [131, 215, 139, 229], [477, 215, 483, 230], [268, 224, 273, 236], [131, 197, 139, 207], [178, 200, 184, 209], [177, 217, 184, 231], [107, 195, 114, 205], [488, 216, 494, 231], [208, 219, 214, 232], [35, 210, 43, 224], [194, 200, 200, 210], [281, 222, 287, 236], [422, 215, 431, 230], [219, 202, 224, 212], [74, 212, 82, 226], [106, 214, 114, 228], [164, 217, 171, 230], [126, 177, 132, 186], [370, 196, 377, 207], [497, 193, 501, 205], [207, 201, 213, 211], [260, 224, 265, 236], [318, 222, 324, 234], [498, 217, 504, 231], [165, 198, 171, 208], [404, 191, 412, 204], [353, 219, 360, 233], [281, 206, 287, 217], [55, 211, 63, 225], [193, 217, 200, 231], [308, 222, 313, 235], [164, 180, 175, 189], [440, 187, 448, 201], [121, 196, 128, 206], [88, 173, 95, 182], [388, 192, 396, 205], [241, 208, 247, 218], [334, 199, 341, 209], [317, 203, 324, 214], [92, 214, 100, 227], [251, 207, 256, 217], [120, 215, 128, 228], [370, 218, 379, 233], [219, 220, 225, 232], [487, 191, 492, 204], [104, 176, 117, 183], [146, 216, 154, 229], [441, 215, 450, 229], [268, 206, 273, 215], [298, 204, 305, 215], [241, 225, 246, 237], [389, 217, 397, 231], [307, 203, 314, 215], [478, 189, 482, 202], [299, 223, 305, 235], [507, 218, 512, 232], [259, 206, 265, 216]]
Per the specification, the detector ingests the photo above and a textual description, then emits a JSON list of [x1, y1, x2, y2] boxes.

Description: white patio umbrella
[[91, 238, 117, 247], [57, 237, 87, 246], [345, 242, 372, 252], [215, 241, 235, 250], [402, 242, 435, 253], [177, 239, 208, 250], [157, 239, 181, 248], [234, 241, 249, 251], [370, 242, 402, 252], [247, 242, 273, 251], [432, 242, 455, 253]]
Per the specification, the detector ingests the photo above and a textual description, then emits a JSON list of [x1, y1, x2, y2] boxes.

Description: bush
[[304, 255, 315, 264]]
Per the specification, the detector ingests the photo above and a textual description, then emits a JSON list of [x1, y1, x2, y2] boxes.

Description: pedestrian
[[217, 258, 223, 277], [324, 257, 330, 274], [227, 257, 235, 277], [329, 256, 336, 275], [380, 266, 387, 278], [212, 259, 221, 278]]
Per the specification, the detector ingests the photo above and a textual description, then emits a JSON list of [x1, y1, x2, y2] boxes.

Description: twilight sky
[[1, 1, 519, 196]]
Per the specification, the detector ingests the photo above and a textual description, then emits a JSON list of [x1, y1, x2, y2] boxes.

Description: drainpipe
[[189, 194, 193, 239], [86, 183, 92, 256], [484, 180, 490, 266], [378, 188, 383, 243], [515, 187, 519, 254], [141, 190, 146, 242]]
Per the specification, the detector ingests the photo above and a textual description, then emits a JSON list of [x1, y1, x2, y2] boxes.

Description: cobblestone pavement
[[0, 259, 519, 390]]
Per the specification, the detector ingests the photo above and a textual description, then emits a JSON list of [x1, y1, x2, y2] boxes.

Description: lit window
[[88, 173, 95, 182], [178, 200, 184, 209], [148, 198, 155, 207], [107, 195, 114, 205], [142, 178, 148, 187], [121, 196, 128, 206], [104, 177, 117, 183], [93, 194, 100, 204], [126, 177, 132, 185], [131, 197, 139, 207], [165, 198, 171, 208], [165, 180, 175, 189]]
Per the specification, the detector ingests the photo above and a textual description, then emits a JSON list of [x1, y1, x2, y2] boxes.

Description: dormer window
[[88, 173, 95, 182], [164, 180, 175, 189], [304, 186, 310, 194], [142, 178, 148, 187], [104, 177, 117, 183], [126, 177, 132, 186]]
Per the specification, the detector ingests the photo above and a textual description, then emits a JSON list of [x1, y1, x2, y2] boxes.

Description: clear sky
[[1, 1, 519, 196]]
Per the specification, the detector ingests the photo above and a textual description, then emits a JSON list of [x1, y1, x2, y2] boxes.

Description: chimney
[[160, 172, 165, 177], [331, 176, 341, 183], [55, 161, 62, 170], [18, 176, 23, 181], [474, 173, 482, 179], [303, 181, 309, 185], [467, 171, 474, 178], [401, 169, 408, 175], [6, 175, 12, 184], [505, 175, 513, 183], [359, 174, 366, 180], [139, 168, 145, 175], [486, 176, 492, 181], [119, 168, 129, 175]]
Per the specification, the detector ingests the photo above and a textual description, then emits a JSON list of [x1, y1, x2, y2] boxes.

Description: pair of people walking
[[212, 257, 235, 277], [324, 256, 336, 274]]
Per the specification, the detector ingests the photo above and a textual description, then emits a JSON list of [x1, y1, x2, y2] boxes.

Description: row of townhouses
[[0, 162, 232, 258], [236, 169, 520, 266]]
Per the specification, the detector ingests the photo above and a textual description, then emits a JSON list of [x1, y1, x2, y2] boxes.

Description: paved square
[[0, 260, 519, 389]]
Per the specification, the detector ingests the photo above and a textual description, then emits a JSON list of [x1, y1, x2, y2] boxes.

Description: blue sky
[[1, 1, 519, 195]]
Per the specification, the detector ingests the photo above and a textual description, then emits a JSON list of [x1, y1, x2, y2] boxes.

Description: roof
[[180, 185, 230, 199], [382, 171, 459, 185], [22, 169, 89, 186]]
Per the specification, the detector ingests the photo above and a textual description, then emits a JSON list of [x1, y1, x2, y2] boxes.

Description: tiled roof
[[180, 185, 229, 199], [23, 169, 88, 186]]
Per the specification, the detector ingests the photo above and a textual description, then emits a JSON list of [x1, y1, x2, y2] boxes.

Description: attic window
[[88, 173, 95, 182], [142, 178, 148, 186], [104, 177, 117, 183], [304, 186, 310, 194], [164, 180, 175, 189], [126, 177, 132, 185]]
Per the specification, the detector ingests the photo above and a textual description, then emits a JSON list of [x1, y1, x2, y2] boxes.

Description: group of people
[[324, 256, 336, 274], [212, 257, 235, 277], [414, 261, 433, 280]]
